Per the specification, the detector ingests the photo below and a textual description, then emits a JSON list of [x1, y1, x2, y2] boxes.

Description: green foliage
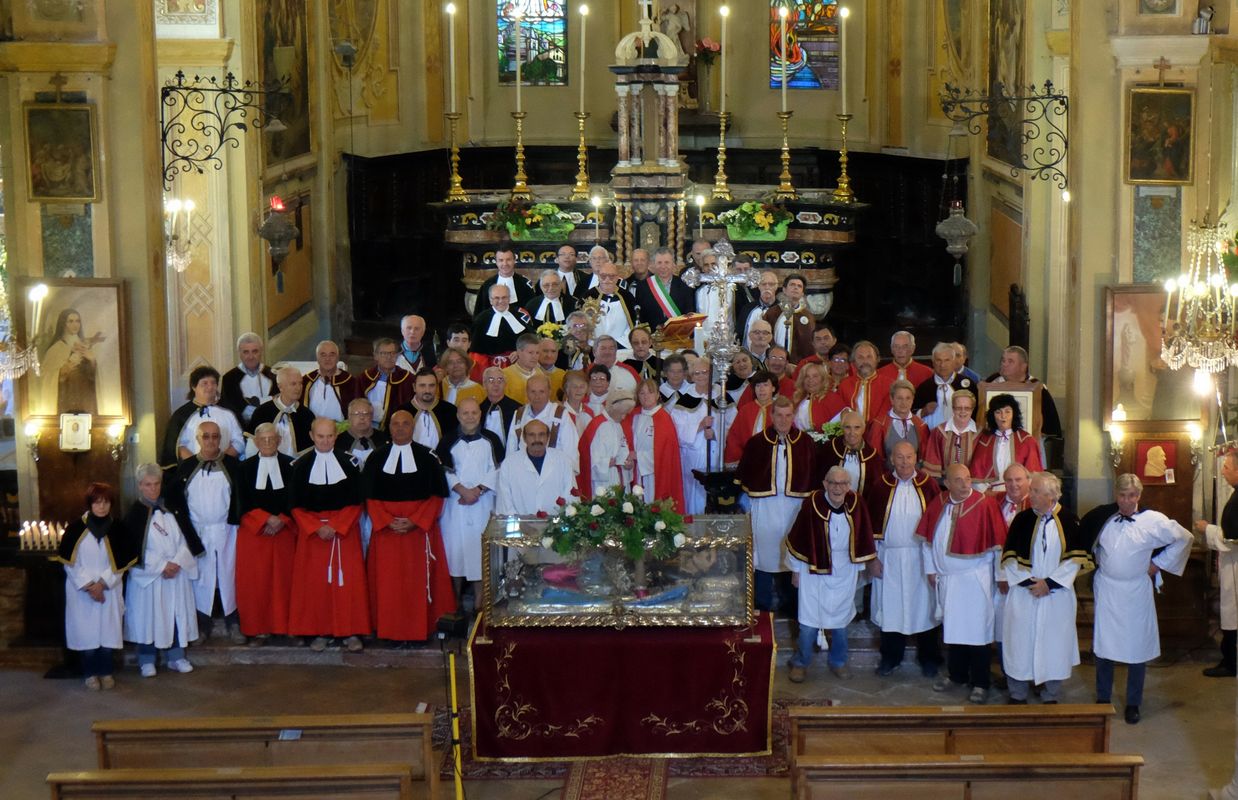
[[542, 487, 691, 561]]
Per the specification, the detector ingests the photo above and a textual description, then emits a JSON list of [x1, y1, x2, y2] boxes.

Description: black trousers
[[1222, 629, 1237, 670], [947, 643, 991, 689], [879, 629, 942, 669]]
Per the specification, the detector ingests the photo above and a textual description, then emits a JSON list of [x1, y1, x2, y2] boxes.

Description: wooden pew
[[48, 764, 416, 799], [793, 753, 1143, 800], [92, 713, 437, 797], [789, 704, 1114, 797]]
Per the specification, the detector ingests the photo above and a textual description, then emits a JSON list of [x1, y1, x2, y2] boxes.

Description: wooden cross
[[48, 72, 68, 103], [1154, 57, 1172, 86]]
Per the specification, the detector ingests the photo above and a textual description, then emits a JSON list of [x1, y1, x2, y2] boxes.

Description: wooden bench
[[789, 704, 1114, 797], [92, 713, 437, 797], [793, 753, 1142, 799], [47, 764, 416, 799]]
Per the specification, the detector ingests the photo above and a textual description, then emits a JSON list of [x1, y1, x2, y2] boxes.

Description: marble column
[[632, 85, 644, 165], [616, 84, 631, 166]]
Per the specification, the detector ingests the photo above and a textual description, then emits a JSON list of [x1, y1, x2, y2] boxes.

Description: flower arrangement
[[536, 321, 566, 342], [716, 200, 793, 240], [539, 485, 692, 561], [695, 37, 721, 66], [804, 420, 843, 445], [487, 200, 576, 240]]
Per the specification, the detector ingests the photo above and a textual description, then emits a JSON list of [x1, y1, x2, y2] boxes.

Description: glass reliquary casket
[[481, 514, 754, 628]]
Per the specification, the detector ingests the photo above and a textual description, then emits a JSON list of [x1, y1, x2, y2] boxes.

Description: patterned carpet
[[563, 758, 668, 800], [434, 697, 836, 782]]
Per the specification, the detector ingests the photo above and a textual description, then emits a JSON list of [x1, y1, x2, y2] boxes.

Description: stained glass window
[[769, 1, 840, 90], [498, 1, 568, 86]]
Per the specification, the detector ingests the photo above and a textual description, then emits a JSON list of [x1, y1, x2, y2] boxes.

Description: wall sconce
[[1109, 424, 1125, 468], [164, 196, 195, 272], [24, 421, 40, 463], [1188, 422, 1204, 468], [106, 423, 127, 463]]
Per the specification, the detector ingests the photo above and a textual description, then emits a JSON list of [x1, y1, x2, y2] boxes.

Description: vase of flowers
[[488, 200, 576, 241], [717, 200, 793, 241]]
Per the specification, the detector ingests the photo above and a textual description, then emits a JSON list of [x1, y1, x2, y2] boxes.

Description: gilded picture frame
[[24, 103, 100, 203], [1125, 86, 1194, 185]]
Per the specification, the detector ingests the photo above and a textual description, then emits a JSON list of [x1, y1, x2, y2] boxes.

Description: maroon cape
[[915, 490, 1007, 556], [866, 470, 941, 539], [785, 490, 877, 574]]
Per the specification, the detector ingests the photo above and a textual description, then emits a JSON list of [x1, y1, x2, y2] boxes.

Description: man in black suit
[[553, 244, 590, 300], [473, 244, 535, 316], [913, 341, 977, 429], [471, 284, 531, 356], [524, 270, 578, 324], [220, 332, 277, 433], [738, 269, 780, 345], [632, 246, 696, 330]]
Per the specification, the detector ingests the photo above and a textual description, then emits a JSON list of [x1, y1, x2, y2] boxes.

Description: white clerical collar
[[496, 274, 516, 290], [256, 455, 284, 490], [309, 450, 347, 485], [487, 309, 525, 337], [383, 442, 419, 475], [946, 418, 977, 434]]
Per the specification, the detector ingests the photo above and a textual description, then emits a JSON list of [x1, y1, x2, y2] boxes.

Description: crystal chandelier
[[1161, 220, 1238, 373], [0, 275, 43, 381], [163, 196, 195, 272]]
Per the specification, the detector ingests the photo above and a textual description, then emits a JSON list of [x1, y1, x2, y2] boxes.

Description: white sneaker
[[140, 663, 157, 678], [168, 658, 194, 674]]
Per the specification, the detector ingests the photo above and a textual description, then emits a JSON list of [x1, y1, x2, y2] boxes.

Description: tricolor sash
[[646, 276, 681, 319]]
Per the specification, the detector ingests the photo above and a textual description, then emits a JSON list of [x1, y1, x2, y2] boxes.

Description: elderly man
[[585, 261, 635, 348], [497, 419, 575, 515], [235, 422, 296, 644], [396, 314, 436, 373], [984, 345, 1063, 439], [765, 273, 814, 361], [479, 367, 521, 447], [816, 410, 885, 497], [440, 347, 484, 406], [1001, 472, 1086, 705], [473, 244, 534, 316], [363, 410, 454, 644], [162, 366, 245, 467], [918, 463, 1008, 704], [167, 421, 243, 645], [335, 397, 389, 469], [834, 340, 895, 423], [633, 246, 696, 330], [553, 243, 589, 299], [865, 379, 928, 460], [436, 398, 504, 610], [361, 337, 414, 428], [878, 330, 933, 386], [592, 335, 639, 395], [302, 340, 361, 423], [747, 319, 774, 365], [1081, 474, 1192, 724], [538, 337, 567, 398], [868, 442, 942, 677], [507, 373, 579, 471], [527, 270, 577, 323], [402, 370, 457, 450], [472, 284, 529, 356], [578, 389, 637, 498], [914, 341, 975, 429], [502, 332, 543, 405], [786, 465, 880, 682], [740, 270, 780, 344], [220, 332, 276, 431], [558, 310, 594, 371], [1196, 450, 1238, 678], [251, 367, 314, 457], [289, 417, 371, 652], [737, 397, 818, 613]]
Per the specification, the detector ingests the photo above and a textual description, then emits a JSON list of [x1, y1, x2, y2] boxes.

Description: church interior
[[3, 0, 1238, 798]]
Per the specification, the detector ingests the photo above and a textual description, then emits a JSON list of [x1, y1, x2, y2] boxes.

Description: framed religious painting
[[1125, 86, 1194, 185], [24, 103, 100, 203], [13, 277, 132, 426], [977, 381, 1043, 438], [12, 0, 103, 40], [985, 0, 1024, 169], [258, 0, 315, 176], [1104, 284, 1203, 431]]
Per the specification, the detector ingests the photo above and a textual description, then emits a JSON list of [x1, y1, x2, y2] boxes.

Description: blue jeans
[[1095, 657, 1146, 707], [137, 623, 185, 667], [791, 625, 848, 669], [754, 570, 795, 614]]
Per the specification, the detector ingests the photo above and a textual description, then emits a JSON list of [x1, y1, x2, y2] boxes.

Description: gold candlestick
[[775, 110, 797, 201], [444, 112, 467, 203], [570, 111, 591, 200], [833, 113, 854, 203], [712, 111, 732, 201], [511, 111, 531, 201]]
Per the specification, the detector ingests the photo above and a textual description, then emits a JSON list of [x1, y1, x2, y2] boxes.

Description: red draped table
[[467, 612, 775, 760]]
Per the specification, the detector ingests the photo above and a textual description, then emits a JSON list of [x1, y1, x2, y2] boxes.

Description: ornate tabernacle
[[481, 513, 753, 629]]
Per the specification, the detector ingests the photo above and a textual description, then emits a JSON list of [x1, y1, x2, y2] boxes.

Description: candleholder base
[[712, 111, 732, 201], [775, 110, 798, 201], [444, 112, 467, 203], [833, 113, 855, 203], [511, 111, 531, 201], [570, 111, 591, 201]]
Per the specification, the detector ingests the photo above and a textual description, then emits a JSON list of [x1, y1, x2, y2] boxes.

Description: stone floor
[[0, 638, 1234, 799]]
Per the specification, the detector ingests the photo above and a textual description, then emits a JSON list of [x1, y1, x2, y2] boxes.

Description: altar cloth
[[467, 612, 775, 760]]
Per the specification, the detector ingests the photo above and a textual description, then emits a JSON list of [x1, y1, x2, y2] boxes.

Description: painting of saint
[[1126, 88, 1193, 185], [986, 0, 1024, 168], [41, 308, 102, 415]]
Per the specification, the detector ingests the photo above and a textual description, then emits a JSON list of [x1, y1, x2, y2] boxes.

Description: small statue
[[503, 559, 525, 598], [1193, 5, 1214, 35]]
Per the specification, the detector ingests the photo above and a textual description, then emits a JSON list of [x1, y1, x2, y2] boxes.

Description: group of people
[[55, 244, 1195, 725]]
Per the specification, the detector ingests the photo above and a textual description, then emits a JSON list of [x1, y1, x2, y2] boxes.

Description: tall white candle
[[838, 6, 850, 115], [579, 5, 588, 113], [719, 6, 729, 114], [779, 6, 789, 113], [515, 14, 523, 113], [446, 3, 457, 114]]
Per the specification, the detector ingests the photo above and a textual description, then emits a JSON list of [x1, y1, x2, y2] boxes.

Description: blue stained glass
[[498, 1, 568, 86], [769, 1, 840, 90]]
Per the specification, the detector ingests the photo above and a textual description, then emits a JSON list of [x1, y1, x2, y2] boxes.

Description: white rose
[[541, 536, 554, 549], [632, 484, 644, 497], [565, 506, 577, 517], [654, 520, 667, 532], [590, 504, 605, 516], [598, 485, 610, 497], [673, 533, 687, 548], [622, 502, 634, 513]]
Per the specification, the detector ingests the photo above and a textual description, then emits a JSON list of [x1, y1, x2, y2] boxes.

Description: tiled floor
[[0, 644, 1234, 799]]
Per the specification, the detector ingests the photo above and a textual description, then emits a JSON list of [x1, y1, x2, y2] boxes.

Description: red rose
[[683, 515, 695, 523], [556, 497, 567, 506], [650, 504, 661, 513], [589, 522, 600, 530], [571, 488, 579, 496], [625, 517, 635, 526], [608, 498, 617, 507], [535, 510, 548, 519]]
